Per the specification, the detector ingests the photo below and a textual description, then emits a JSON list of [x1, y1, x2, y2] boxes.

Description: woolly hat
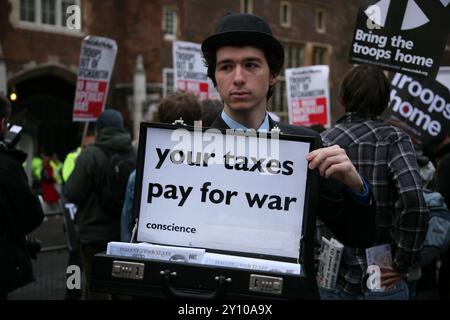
[[96, 109, 123, 131]]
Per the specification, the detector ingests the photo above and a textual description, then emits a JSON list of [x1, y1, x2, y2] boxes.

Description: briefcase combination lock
[[111, 261, 145, 280], [249, 274, 283, 295]]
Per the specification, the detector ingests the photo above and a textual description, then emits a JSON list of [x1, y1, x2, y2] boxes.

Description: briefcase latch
[[249, 274, 283, 295], [111, 261, 145, 280]]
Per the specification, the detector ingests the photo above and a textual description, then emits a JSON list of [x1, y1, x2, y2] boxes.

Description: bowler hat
[[201, 13, 284, 69]]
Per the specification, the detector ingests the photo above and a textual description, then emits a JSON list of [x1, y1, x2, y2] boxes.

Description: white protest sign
[[173, 41, 220, 100], [136, 126, 310, 260], [286, 66, 331, 128], [73, 36, 117, 121]]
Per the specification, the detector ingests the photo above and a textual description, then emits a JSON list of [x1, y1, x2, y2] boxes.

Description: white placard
[[317, 237, 344, 289], [173, 41, 220, 100], [286, 66, 331, 128], [202, 253, 301, 275], [136, 126, 310, 260], [73, 36, 117, 122], [366, 244, 392, 269], [107, 242, 205, 263]]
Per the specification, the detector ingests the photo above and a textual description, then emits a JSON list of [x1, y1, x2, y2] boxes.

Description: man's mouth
[[230, 91, 251, 98]]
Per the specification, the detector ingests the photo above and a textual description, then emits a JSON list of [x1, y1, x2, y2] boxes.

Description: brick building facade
[[0, 0, 448, 160]]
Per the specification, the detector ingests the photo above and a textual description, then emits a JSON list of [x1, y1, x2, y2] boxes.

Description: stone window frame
[[162, 68, 174, 98], [312, 44, 330, 65], [240, 0, 254, 14], [316, 8, 326, 34], [13, 0, 82, 35], [284, 43, 306, 69], [163, 6, 178, 41], [280, 1, 292, 28]]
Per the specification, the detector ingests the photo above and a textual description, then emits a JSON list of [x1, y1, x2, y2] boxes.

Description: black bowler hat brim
[[201, 31, 284, 66]]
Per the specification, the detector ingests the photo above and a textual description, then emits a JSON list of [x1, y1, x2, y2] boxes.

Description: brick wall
[[5, 0, 431, 125]]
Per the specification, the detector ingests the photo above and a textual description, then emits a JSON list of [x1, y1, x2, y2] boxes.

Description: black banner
[[383, 72, 450, 151], [349, 0, 450, 79]]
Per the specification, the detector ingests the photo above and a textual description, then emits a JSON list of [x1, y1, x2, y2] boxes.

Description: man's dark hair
[[158, 92, 202, 125], [339, 65, 391, 117], [203, 46, 283, 100], [0, 94, 11, 120]]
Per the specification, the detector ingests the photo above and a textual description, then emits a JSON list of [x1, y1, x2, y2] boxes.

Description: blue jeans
[[319, 279, 410, 300]]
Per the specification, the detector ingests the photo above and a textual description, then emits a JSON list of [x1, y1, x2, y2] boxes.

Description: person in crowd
[[64, 109, 134, 299], [385, 119, 436, 189], [31, 154, 42, 191], [434, 131, 450, 299], [50, 153, 63, 190], [319, 65, 428, 300], [62, 132, 96, 183], [201, 12, 377, 299], [121, 92, 202, 242], [61, 131, 95, 300], [157, 91, 203, 126], [201, 99, 223, 127], [384, 118, 438, 298], [0, 94, 44, 299], [40, 152, 61, 212]]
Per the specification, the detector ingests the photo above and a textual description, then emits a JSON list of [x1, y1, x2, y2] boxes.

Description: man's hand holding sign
[[307, 145, 364, 193]]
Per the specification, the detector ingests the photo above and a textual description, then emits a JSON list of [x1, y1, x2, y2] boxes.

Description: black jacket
[[436, 143, 450, 209], [0, 142, 44, 295]]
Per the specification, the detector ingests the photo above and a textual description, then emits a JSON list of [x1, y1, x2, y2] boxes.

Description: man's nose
[[232, 65, 245, 85]]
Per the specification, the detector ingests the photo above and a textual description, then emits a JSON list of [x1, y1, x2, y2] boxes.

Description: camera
[[5, 123, 23, 148]]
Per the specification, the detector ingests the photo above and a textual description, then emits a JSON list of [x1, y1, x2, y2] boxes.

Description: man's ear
[[269, 74, 278, 86]]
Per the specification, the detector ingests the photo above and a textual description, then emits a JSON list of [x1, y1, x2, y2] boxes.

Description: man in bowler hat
[[201, 13, 376, 298]]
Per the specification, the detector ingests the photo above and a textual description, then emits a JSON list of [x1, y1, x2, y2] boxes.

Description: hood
[[95, 127, 133, 153]]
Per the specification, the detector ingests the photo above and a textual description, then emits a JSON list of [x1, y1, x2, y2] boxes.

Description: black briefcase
[[91, 123, 319, 300], [91, 252, 319, 299]]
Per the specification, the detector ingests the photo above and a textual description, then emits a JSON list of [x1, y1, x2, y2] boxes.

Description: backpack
[[98, 147, 137, 217], [423, 189, 450, 253]]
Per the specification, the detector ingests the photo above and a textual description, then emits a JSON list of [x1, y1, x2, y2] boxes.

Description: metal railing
[[8, 200, 71, 300]]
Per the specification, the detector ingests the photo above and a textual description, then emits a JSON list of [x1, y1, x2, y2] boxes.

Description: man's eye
[[218, 65, 232, 71], [246, 63, 258, 69]]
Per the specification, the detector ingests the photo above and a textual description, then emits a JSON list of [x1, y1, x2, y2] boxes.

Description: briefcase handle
[[160, 270, 231, 300]]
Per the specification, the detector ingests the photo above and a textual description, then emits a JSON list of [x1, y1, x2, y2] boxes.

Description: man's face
[[215, 46, 276, 113]]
